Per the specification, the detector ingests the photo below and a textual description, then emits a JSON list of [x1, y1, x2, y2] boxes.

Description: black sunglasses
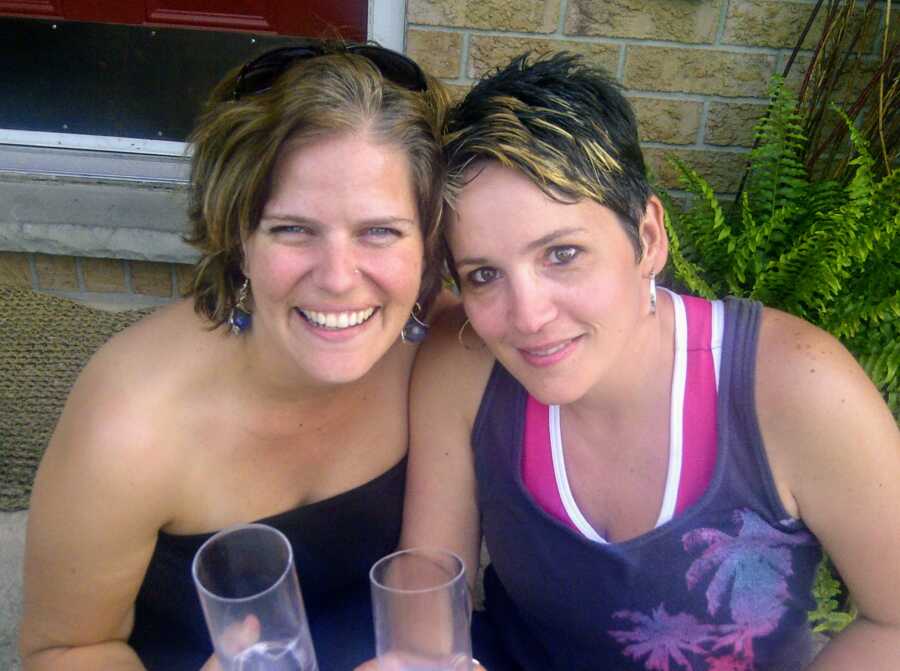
[[233, 42, 427, 100]]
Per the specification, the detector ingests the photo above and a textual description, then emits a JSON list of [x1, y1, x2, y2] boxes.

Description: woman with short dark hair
[[403, 53, 900, 670]]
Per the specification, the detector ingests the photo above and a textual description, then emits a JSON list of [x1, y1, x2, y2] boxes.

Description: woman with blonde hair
[[20, 40, 449, 671]]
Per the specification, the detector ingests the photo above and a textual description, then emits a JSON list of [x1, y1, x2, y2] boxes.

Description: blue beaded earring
[[401, 303, 428, 343], [228, 278, 252, 334]]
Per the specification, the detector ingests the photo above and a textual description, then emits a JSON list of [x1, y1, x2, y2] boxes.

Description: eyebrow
[[455, 227, 586, 268], [260, 214, 417, 228]]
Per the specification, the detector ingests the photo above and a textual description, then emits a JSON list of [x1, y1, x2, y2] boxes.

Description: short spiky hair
[[443, 52, 651, 257]]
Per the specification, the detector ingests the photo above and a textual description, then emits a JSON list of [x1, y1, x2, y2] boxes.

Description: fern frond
[[727, 193, 759, 289], [667, 157, 735, 291], [663, 207, 717, 299], [746, 77, 810, 230], [809, 556, 857, 634]]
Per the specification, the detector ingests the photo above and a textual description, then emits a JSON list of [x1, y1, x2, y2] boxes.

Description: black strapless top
[[128, 457, 406, 671]]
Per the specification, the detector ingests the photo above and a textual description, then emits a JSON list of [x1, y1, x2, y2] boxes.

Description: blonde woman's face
[[242, 131, 423, 387]]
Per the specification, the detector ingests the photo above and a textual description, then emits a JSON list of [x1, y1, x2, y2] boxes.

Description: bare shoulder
[[21, 301, 214, 657], [755, 307, 894, 434], [412, 304, 495, 424], [37, 300, 211, 516], [755, 306, 900, 515]]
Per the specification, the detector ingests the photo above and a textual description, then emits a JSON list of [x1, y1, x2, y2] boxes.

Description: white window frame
[[0, 0, 406, 181], [0, 0, 407, 261]]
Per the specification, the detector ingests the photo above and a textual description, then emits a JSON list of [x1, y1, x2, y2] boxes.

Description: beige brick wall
[[8, 3, 890, 308], [0, 252, 33, 287], [0, 251, 189, 307], [406, 0, 892, 195]]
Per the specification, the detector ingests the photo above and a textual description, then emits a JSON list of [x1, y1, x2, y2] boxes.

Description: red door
[[0, 1, 367, 39]]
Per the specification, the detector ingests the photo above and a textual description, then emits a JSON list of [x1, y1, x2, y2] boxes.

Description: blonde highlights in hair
[[443, 53, 651, 259]]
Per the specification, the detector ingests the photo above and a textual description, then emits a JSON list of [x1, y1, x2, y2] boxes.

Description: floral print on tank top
[[608, 509, 815, 670]]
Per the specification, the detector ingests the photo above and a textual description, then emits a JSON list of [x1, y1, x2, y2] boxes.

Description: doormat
[[0, 285, 151, 511]]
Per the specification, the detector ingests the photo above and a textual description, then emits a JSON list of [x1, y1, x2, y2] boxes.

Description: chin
[[308, 357, 379, 386], [517, 372, 590, 407], [529, 388, 586, 407]]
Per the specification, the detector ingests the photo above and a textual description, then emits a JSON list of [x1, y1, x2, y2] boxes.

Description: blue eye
[[362, 227, 403, 246], [366, 226, 400, 238], [271, 224, 310, 235], [549, 246, 579, 265], [467, 267, 501, 286]]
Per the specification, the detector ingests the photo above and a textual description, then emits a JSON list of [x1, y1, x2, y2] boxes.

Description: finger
[[219, 614, 262, 655], [242, 614, 261, 645]]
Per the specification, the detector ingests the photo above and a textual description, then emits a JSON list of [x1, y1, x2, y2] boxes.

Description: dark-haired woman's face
[[448, 162, 662, 405], [242, 131, 423, 387]]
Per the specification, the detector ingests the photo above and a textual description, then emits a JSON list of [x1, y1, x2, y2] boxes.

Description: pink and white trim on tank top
[[520, 290, 724, 543]]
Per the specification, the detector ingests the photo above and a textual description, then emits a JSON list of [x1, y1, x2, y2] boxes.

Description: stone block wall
[[0, 251, 190, 308], [5, 1, 891, 308], [406, 0, 892, 195]]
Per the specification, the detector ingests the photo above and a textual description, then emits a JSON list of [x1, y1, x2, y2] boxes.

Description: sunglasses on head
[[232, 41, 428, 100]]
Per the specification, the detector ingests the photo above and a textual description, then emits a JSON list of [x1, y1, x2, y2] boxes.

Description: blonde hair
[[185, 46, 450, 326]]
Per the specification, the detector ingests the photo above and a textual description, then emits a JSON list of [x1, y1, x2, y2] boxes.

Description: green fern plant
[[665, 77, 900, 421], [809, 557, 858, 633], [663, 76, 898, 637]]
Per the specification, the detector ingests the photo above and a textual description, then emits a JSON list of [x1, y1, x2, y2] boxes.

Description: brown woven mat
[[0, 285, 153, 511]]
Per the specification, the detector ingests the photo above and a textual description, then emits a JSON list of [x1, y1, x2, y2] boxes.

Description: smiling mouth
[[297, 307, 377, 330], [522, 339, 575, 357]]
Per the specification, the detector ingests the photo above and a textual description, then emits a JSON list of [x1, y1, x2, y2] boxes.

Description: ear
[[638, 195, 668, 276]]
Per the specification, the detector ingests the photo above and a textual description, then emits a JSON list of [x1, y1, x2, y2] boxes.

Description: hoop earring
[[401, 303, 429, 343], [457, 319, 485, 351], [228, 278, 252, 334], [649, 272, 657, 316]]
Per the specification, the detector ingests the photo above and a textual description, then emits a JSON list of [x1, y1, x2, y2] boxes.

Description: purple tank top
[[473, 297, 822, 671]]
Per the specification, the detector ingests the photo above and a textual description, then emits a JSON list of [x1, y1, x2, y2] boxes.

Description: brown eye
[[548, 246, 579, 265], [468, 267, 501, 286]]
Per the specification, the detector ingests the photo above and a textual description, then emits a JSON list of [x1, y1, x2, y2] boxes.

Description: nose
[[509, 276, 557, 335], [313, 239, 359, 295]]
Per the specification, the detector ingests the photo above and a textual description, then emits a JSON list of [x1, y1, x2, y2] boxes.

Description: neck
[[227, 328, 350, 408]]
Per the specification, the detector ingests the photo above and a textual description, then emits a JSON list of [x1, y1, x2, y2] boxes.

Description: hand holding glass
[[192, 523, 319, 671], [370, 548, 472, 671]]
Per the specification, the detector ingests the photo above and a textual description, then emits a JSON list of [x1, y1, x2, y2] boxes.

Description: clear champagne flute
[[192, 523, 319, 671], [370, 547, 472, 671]]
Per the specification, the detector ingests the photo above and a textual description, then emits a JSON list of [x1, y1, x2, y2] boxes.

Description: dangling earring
[[649, 271, 657, 316], [401, 303, 428, 343], [228, 278, 252, 334], [457, 319, 486, 351]]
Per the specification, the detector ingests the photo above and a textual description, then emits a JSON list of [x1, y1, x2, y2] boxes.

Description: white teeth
[[528, 342, 568, 357], [300, 307, 376, 330]]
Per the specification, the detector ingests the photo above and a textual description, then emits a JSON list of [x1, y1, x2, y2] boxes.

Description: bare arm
[[401, 307, 495, 593], [755, 308, 900, 669], [19, 342, 177, 670]]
